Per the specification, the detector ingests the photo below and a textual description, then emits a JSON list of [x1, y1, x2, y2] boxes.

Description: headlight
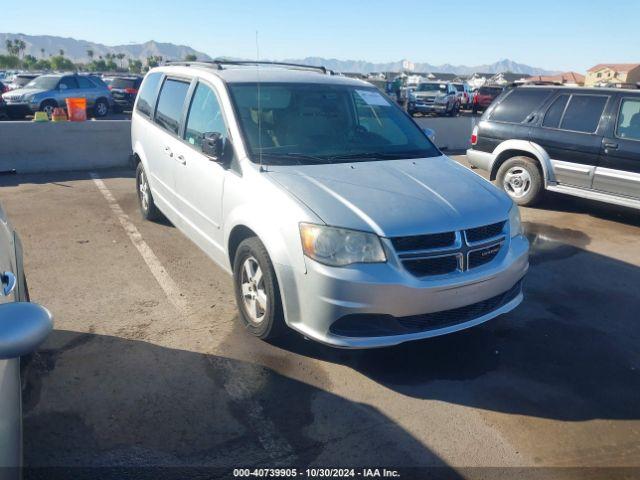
[[299, 223, 387, 267], [509, 204, 523, 238]]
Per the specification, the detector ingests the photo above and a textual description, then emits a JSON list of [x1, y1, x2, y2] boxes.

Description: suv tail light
[[471, 126, 478, 146], [124, 88, 139, 95]]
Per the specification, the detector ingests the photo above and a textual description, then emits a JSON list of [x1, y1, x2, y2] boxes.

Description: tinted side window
[[76, 76, 94, 89], [560, 95, 608, 133], [490, 89, 552, 123], [616, 98, 640, 141], [542, 95, 569, 128], [59, 77, 79, 89], [136, 72, 163, 117], [184, 83, 227, 148], [154, 79, 190, 135]]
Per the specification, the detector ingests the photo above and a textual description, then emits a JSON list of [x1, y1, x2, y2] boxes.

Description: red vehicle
[[0, 81, 8, 94], [472, 86, 504, 114]]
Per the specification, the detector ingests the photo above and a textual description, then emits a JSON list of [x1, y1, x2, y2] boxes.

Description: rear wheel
[[94, 98, 109, 117], [233, 237, 285, 340], [496, 156, 544, 206], [136, 162, 161, 220]]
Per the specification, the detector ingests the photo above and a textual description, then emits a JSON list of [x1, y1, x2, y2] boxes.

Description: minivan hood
[[266, 156, 512, 238]]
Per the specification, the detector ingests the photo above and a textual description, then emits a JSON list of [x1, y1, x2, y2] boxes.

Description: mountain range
[[0, 33, 557, 75]]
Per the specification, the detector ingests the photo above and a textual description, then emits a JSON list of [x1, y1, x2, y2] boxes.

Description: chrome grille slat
[[391, 221, 507, 277]]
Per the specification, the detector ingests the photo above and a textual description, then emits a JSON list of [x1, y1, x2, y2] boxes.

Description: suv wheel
[[136, 162, 161, 220], [94, 99, 109, 117], [40, 100, 57, 118], [233, 237, 285, 340], [496, 156, 543, 206]]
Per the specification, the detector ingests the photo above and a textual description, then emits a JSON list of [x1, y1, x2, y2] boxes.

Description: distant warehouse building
[[585, 63, 640, 87]]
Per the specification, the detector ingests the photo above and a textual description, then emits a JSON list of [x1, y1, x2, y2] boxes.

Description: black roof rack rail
[[164, 59, 332, 74]]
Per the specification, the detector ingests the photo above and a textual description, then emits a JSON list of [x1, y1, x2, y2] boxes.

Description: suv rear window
[[559, 95, 608, 133], [490, 88, 552, 123], [111, 78, 140, 89], [136, 72, 163, 117]]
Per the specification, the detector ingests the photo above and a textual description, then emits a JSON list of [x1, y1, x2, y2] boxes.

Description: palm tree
[[116, 53, 125, 69], [40, 48, 45, 58], [15, 39, 26, 59], [87, 49, 94, 60], [59, 49, 65, 57]]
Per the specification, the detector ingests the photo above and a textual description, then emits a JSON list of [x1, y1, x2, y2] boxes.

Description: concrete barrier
[[0, 120, 132, 174], [415, 115, 479, 152]]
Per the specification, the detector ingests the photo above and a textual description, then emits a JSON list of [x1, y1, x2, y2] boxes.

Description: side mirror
[[423, 128, 436, 143], [201, 132, 226, 162], [0, 302, 53, 359]]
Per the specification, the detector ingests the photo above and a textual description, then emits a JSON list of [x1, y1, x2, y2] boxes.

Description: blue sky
[[3, 0, 639, 71]]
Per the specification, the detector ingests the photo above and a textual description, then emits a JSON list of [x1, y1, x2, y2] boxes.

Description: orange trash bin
[[65, 98, 87, 122]]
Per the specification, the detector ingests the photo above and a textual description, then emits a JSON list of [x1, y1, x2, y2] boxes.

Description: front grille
[[403, 255, 459, 276], [391, 231, 455, 252], [329, 279, 524, 337], [465, 221, 505, 243], [397, 279, 523, 332], [468, 244, 502, 269]]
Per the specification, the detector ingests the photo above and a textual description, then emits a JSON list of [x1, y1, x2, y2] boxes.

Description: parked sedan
[[7, 74, 38, 91], [0, 201, 53, 471], [2, 73, 114, 118], [109, 76, 142, 112]]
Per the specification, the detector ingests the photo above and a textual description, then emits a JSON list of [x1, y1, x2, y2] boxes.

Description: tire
[[233, 237, 285, 340], [496, 156, 544, 206], [39, 100, 57, 118], [136, 162, 161, 221], [94, 98, 109, 117]]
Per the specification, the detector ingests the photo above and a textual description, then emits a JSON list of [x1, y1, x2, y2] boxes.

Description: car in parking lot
[[131, 61, 529, 348], [452, 82, 472, 109], [7, 73, 39, 91], [472, 85, 504, 114], [0, 201, 53, 471], [1, 73, 114, 118], [108, 75, 143, 112], [408, 81, 460, 117], [467, 86, 640, 209]]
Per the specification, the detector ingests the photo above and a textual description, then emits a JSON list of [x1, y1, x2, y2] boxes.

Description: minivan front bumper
[[282, 234, 529, 348]]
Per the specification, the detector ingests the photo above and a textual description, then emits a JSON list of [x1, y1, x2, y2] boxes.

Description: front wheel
[[233, 237, 285, 340], [496, 156, 544, 206]]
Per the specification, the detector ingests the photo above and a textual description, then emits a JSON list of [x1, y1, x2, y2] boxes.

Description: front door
[[173, 81, 227, 263], [532, 93, 609, 189], [594, 96, 640, 199]]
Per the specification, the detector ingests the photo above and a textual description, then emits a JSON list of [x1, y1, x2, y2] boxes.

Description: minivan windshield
[[229, 83, 440, 164], [25, 76, 59, 90]]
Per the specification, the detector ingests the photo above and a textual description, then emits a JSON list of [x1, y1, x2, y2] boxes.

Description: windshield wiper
[[328, 152, 408, 161], [258, 152, 332, 165]]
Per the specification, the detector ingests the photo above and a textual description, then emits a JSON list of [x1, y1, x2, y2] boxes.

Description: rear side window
[[154, 79, 190, 135], [490, 89, 551, 123], [184, 83, 227, 148], [112, 78, 138, 89], [560, 95, 608, 133], [136, 72, 163, 117], [616, 98, 640, 141], [542, 95, 570, 128], [59, 76, 79, 89], [77, 76, 94, 89]]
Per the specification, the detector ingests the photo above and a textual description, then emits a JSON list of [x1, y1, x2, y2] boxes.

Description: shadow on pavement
[[22, 330, 458, 475], [0, 169, 134, 187], [270, 222, 640, 422]]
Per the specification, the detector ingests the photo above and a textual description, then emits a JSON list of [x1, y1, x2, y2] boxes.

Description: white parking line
[[91, 172, 296, 463], [90, 172, 189, 315]]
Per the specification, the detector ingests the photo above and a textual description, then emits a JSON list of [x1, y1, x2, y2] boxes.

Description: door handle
[[1, 271, 16, 296], [604, 142, 618, 150], [176, 154, 186, 165], [164, 146, 173, 158]]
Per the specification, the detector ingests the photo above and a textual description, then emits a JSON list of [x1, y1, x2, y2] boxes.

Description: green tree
[[116, 53, 126, 69], [40, 47, 46, 58], [15, 39, 26, 58], [59, 49, 65, 57], [184, 54, 197, 61], [0, 55, 20, 68], [87, 49, 94, 60], [128, 58, 143, 74], [50, 55, 74, 71], [22, 54, 38, 70]]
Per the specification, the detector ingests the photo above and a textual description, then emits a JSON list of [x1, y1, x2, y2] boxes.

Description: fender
[[492, 140, 555, 186]]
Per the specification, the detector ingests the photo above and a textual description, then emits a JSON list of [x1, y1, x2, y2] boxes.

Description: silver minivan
[[131, 61, 529, 348]]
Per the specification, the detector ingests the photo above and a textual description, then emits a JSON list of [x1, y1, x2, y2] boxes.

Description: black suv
[[467, 86, 640, 209], [108, 76, 142, 112]]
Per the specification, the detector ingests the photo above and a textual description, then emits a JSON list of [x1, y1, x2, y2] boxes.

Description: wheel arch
[[490, 140, 553, 185]]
